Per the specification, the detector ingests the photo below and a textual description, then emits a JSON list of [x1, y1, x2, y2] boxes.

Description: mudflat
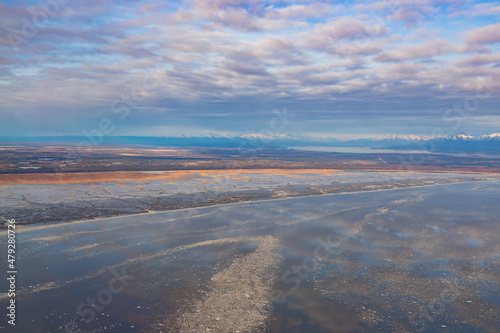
[[1, 179, 499, 332]]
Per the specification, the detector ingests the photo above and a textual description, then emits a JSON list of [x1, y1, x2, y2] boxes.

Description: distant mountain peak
[[351, 133, 500, 142], [352, 134, 435, 141]]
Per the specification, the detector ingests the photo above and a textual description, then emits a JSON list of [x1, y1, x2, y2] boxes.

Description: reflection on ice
[[0, 179, 499, 332]]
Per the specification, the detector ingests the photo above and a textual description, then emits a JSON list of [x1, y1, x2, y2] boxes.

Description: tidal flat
[[0, 175, 499, 332], [0, 170, 492, 227]]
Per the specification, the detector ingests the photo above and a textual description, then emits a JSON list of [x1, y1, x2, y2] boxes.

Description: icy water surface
[[1, 180, 499, 332]]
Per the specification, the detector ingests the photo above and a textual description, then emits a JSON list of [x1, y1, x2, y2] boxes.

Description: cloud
[[451, 2, 500, 17], [391, 6, 426, 26], [312, 16, 389, 42], [1, 0, 500, 136], [454, 53, 500, 67], [464, 22, 500, 45], [265, 3, 334, 19], [375, 39, 459, 62], [298, 16, 390, 58]]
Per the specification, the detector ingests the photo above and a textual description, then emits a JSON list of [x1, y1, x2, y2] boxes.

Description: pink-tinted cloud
[[451, 2, 500, 17], [375, 40, 459, 62], [265, 3, 334, 19], [464, 22, 500, 45], [1, 0, 500, 137], [455, 53, 500, 67]]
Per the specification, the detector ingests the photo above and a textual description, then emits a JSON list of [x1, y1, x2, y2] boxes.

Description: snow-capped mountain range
[[1, 133, 498, 153], [231, 132, 500, 153], [350, 133, 500, 142], [233, 133, 500, 144], [331, 133, 500, 153]]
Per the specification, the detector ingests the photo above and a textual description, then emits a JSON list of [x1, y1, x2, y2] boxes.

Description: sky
[[0, 0, 499, 139]]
